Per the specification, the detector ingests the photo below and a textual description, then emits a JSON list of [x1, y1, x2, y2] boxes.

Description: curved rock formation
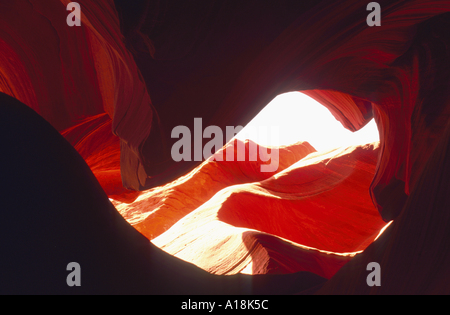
[[1, 0, 450, 295], [153, 143, 386, 279], [61, 113, 141, 203], [0, 92, 326, 295], [114, 139, 315, 239]]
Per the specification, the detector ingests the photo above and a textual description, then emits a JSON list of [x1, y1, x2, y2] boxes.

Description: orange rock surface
[[1, 0, 450, 295], [153, 143, 387, 278], [114, 139, 315, 239]]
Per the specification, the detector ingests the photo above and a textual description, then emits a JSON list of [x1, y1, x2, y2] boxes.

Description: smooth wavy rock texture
[[1, 0, 450, 294], [61, 113, 142, 203], [153, 142, 386, 278], [113, 139, 315, 239]]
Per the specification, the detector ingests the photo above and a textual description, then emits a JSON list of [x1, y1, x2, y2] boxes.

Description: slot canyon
[[1, 0, 450, 295]]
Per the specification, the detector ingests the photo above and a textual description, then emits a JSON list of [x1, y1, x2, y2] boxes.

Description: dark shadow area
[[0, 92, 327, 294]]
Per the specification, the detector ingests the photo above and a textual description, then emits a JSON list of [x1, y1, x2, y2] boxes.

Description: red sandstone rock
[[1, 0, 450, 295], [1, 92, 326, 294], [317, 119, 450, 294], [153, 143, 387, 278], [114, 139, 315, 239], [61, 113, 141, 203], [0, 0, 153, 190]]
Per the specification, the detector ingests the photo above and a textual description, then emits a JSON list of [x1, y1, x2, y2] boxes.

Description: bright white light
[[234, 91, 379, 152]]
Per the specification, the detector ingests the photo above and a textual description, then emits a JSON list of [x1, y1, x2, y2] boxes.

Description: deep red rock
[[1, 0, 450, 295], [61, 113, 141, 203], [317, 118, 450, 294]]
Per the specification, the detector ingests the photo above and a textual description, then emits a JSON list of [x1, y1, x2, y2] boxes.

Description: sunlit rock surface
[[114, 139, 315, 239], [153, 143, 386, 278], [1, 92, 330, 294], [1, 0, 450, 294]]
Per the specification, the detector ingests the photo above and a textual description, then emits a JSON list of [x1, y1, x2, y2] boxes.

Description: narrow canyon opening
[[234, 91, 380, 152], [150, 91, 387, 277]]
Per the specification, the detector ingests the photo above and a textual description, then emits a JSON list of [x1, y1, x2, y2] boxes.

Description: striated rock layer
[[61, 113, 141, 203], [1, 0, 450, 294], [0, 93, 327, 294], [153, 143, 387, 279], [114, 139, 315, 239], [317, 119, 450, 294]]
